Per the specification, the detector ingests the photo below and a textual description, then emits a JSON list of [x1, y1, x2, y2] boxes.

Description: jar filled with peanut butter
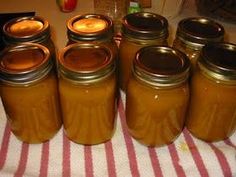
[[172, 17, 224, 69], [126, 45, 190, 147], [0, 43, 62, 143], [186, 42, 236, 142], [58, 43, 117, 145], [3, 16, 56, 60], [66, 14, 118, 55], [119, 12, 169, 91]]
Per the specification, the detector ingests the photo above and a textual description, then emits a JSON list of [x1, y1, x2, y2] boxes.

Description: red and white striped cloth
[[0, 92, 236, 177]]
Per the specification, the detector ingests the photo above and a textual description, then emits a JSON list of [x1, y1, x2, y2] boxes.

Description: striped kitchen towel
[[0, 92, 236, 177]]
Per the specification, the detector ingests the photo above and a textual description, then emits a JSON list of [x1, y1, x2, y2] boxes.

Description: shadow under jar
[[58, 43, 117, 145], [186, 43, 236, 142], [66, 14, 118, 55], [119, 12, 169, 92], [0, 43, 62, 143], [172, 17, 224, 70], [3, 16, 56, 60], [126, 46, 190, 147]]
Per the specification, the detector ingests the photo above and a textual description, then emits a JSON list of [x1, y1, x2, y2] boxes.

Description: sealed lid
[[67, 14, 114, 41], [176, 17, 224, 47], [58, 43, 114, 84], [198, 42, 236, 82], [122, 12, 168, 40], [133, 46, 190, 87], [0, 43, 51, 85], [3, 16, 50, 44]]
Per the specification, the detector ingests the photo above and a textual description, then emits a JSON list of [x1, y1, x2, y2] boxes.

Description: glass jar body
[[0, 71, 62, 143], [119, 37, 167, 91], [126, 76, 189, 147], [59, 74, 117, 145], [186, 69, 236, 142]]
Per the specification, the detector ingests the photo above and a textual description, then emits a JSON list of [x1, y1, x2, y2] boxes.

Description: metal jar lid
[[67, 14, 114, 42], [58, 43, 115, 84], [176, 17, 225, 48], [122, 12, 168, 40], [3, 16, 51, 44], [0, 43, 52, 86], [198, 42, 236, 83], [133, 45, 190, 87]]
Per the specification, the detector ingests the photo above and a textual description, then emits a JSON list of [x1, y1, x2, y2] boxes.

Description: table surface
[[0, 0, 236, 177]]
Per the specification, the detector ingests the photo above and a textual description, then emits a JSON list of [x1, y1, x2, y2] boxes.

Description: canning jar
[[119, 12, 168, 91], [172, 17, 224, 69], [58, 43, 117, 145], [66, 14, 117, 55], [0, 43, 62, 143], [186, 43, 236, 142], [3, 16, 56, 59], [126, 45, 190, 147]]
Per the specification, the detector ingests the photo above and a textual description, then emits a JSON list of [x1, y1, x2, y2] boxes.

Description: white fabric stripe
[[191, 136, 224, 177], [214, 140, 236, 176], [23, 144, 42, 177], [70, 142, 85, 176], [175, 133, 201, 177], [112, 112, 132, 177], [47, 128, 63, 177], [92, 144, 108, 177], [156, 145, 178, 177], [0, 98, 7, 141], [229, 132, 236, 146], [133, 140, 155, 177], [2, 134, 21, 174]]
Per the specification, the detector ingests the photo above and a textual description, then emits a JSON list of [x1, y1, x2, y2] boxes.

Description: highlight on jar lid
[[58, 43, 114, 83], [3, 16, 50, 42], [122, 12, 168, 39], [0, 43, 51, 85], [198, 42, 236, 82], [67, 14, 113, 41], [176, 17, 225, 45], [133, 45, 190, 87]]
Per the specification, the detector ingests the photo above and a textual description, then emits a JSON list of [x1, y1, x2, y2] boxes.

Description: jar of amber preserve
[[186, 43, 236, 142], [0, 43, 62, 143], [58, 43, 117, 145], [66, 14, 117, 55], [119, 12, 168, 91], [3, 16, 55, 59], [172, 17, 224, 69], [126, 46, 190, 147]]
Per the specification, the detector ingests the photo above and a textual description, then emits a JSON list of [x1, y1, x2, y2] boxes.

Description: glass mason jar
[[66, 14, 118, 56], [186, 43, 236, 142], [119, 12, 169, 92], [126, 46, 190, 147], [3, 16, 56, 60], [0, 43, 62, 143], [58, 43, 117, 145], [172, 17, 225, 70]]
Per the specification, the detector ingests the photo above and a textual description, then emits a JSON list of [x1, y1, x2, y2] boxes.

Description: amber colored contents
[[126, 77, 189, 147], [59, 74, 117, 145], [119, 38, 166, 91], [186, 70, 236, 142], [0, 72, 62, 143]]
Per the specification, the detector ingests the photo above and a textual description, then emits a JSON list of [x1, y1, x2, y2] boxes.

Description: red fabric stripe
[[183, 129, 209, 177], [84, 146, 94, 177], [148, 148, 163, 177], [105, 141, 117, 177], [39, 141, 50, 177], [118, 97, 140, 177], [168, 143, 186, 177], [209, 143, 232, 177], [0, 122, 11, 170], [224, 139, 236, 149], [63, 132, 71, 177], [14, 143, 29, 177]]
